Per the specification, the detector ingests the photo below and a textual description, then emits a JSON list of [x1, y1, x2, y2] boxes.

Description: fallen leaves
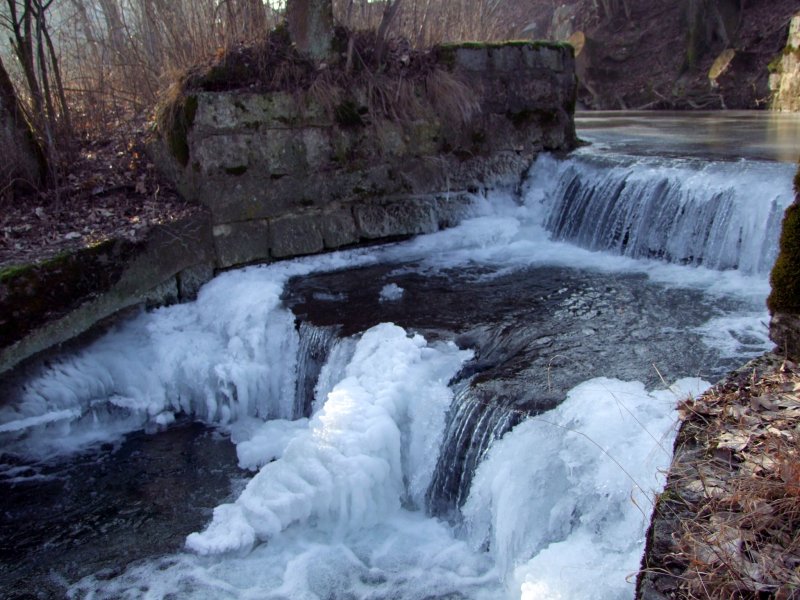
[[667, 356, 800, 599], [0, 121, 198, 269]]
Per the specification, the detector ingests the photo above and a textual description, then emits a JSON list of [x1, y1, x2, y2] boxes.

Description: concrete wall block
[[434, 193, 480, 229], [177, 263, 215, 301], [213, 220, 270, 268], [195, 92, 328, 132], [455, 47, 489, 71], [320, 207, 359, 249], [193, 130, 307, 176], [269, 213, 325, 258], [354, 197, 439, 239]]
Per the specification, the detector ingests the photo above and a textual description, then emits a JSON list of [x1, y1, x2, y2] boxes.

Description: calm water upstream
[[1, 111, 798, 600]]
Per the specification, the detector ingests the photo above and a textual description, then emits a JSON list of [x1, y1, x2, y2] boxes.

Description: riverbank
[[0, 122, 199, 271], [638, 353, 800, 598]]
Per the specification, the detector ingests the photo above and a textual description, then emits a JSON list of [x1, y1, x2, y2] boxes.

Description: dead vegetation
[[155, 25, 480, 154], [0, 121, 196, 269], [641, 356, 800, 599]]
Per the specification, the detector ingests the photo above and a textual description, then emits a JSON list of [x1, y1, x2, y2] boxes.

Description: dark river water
[[0, 111, 797, 600]]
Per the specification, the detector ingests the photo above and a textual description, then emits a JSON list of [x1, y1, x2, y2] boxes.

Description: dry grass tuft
[[154, 27, 481, 148], [425, 68, 481, 125]]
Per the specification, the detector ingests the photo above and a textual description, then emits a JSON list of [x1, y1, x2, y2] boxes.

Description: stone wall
[[770, 13, 800, 111], [156, 41, 577, 269], [0, 41, 577, 379]]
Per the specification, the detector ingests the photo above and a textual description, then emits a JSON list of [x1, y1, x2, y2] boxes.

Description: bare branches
[[334, 0, 545, 49]]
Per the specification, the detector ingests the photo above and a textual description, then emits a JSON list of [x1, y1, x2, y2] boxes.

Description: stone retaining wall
[[157, 41, 577, 268], [0, 41, 577, 379]]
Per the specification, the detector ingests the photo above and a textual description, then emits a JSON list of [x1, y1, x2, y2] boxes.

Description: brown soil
[[0, 121, 199, 271]]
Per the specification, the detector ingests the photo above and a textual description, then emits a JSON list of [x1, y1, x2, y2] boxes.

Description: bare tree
[[374, 0, 403, 66], [0, 53, 45, 196]]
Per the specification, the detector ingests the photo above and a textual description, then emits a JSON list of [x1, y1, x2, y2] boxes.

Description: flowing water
[[1, 112, 798, 599]]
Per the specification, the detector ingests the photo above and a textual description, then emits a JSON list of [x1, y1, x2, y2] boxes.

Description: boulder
[[768, 162, 800, 359]]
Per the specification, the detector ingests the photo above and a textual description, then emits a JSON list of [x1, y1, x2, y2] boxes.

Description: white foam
[[228, 417, 309, 471], [71, 512, 503, 599], [694, 311, 773, 359]]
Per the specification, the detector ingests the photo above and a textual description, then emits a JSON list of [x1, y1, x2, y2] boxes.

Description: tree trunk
[[286, 0, 334, 62], [374, 0, 403, 67], [0, 55, 46, 196]]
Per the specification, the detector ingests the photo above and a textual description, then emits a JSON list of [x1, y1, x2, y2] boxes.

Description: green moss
[[766, 45, 799, 74], [0, 240, 137, 347], [224, 165, 248, 176], [435, 46, 457, 69], [795, 163, 800, 195], [200, 63, 252, 90], [768, 173, 800, 314], [334, 100, 365, 127], [768, 54, 784, 74], [657, 488, 684, 504], [166, 94, 198, 167], [0, 263, 32, 282]]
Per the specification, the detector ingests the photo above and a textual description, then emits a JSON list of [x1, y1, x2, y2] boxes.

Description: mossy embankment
[[0, 241, 137, 348], [0, 214, 213, 378]]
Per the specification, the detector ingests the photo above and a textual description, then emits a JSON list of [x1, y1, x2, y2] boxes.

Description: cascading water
[[293, 322, 341, 417], [524, 152, 791, 274], [1, 114, 798, 600], [426, 380, 527, 519]]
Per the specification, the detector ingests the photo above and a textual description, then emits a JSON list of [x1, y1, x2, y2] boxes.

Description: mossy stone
[[0, 241, 139, 347], [334, 100, 365, 127], [768, 165, 800, 314], [166, 94, 198, 167]]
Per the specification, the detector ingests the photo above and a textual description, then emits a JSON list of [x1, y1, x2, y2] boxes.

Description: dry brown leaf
[[717, 432, 750, 451], [750, 395, 778, 411], [741, 452, 777, 474]]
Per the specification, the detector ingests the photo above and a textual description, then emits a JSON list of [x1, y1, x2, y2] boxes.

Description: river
[[1, 111, 798, 599]]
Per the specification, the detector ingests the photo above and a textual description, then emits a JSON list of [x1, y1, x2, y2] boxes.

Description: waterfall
[[426, 383, 524, 519], [5, 120, 798, 599], [185, 324, 472, 555], [523, 152, 793, 275], [293, 322, 340, 418]]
